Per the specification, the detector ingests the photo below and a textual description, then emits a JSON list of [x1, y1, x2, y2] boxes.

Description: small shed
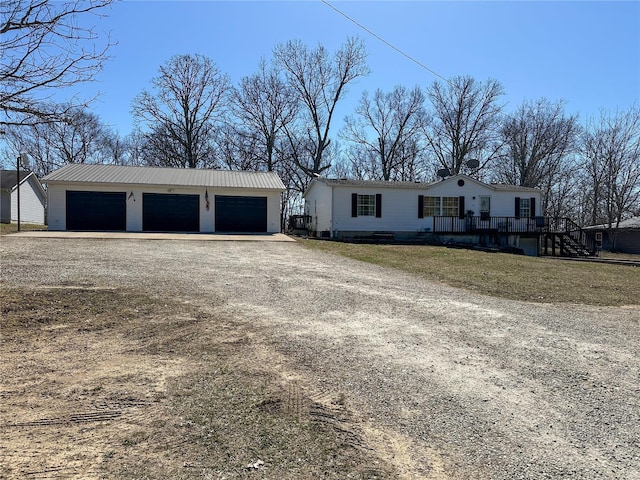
[[43, 164, 285, 233], [584, 217, 640, 254], [0, 170, 47, 224]]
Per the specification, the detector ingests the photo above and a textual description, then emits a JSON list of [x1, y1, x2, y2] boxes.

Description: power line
[[320, 0, 450, 85]]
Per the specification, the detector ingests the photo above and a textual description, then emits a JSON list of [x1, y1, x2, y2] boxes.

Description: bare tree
[[1, 0, 115, 127], [581, 107, 640, 239], [274, 37, 369, 177], [98, 130, 132, 165], [215, 124, 263, 171], [425, 76, 505, 176], [132, 54, 230, 168], [496, 98, 579, 213], [342, 85, 426, 181], [4, 105, 106, 176], [544, 161, 582, 219], [228, 59, 298, 171]]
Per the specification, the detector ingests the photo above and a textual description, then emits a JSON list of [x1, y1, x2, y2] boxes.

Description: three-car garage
[[44, 164, 285, 234]]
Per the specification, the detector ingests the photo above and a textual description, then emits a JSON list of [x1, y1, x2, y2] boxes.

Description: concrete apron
[[6, 231, 296, 242]]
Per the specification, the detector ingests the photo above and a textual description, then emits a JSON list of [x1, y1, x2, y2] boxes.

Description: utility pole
[[16, 153, 28, 232], [16, 155, 21, 232]]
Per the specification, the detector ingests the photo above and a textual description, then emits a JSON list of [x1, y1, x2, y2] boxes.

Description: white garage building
[[43, 164, 285, 233]]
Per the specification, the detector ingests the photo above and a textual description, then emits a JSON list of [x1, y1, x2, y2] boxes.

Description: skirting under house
[[43, 164, 285, 233]]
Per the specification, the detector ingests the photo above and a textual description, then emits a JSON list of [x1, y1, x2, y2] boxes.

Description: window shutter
[[515, 197, 521, 218], [418, 195, 424, 218], [458, 196, 465, 219], [530, 197, 536, 218], [375, 194, 382, 218], [351, 193, 358, 217]]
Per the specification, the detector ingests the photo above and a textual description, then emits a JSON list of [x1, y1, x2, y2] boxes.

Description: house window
[[423, 196, 441, 216], [480, 196, 490, 220], [357, 194, 376, 216], [441, 196, 459, 217], [519, 197, 531, 218]]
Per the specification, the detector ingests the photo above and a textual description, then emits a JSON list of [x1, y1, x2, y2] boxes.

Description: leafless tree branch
[[1, 0, 115, 126]]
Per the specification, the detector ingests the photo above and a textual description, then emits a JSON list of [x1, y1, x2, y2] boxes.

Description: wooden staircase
[[542, 218, 597, 257]]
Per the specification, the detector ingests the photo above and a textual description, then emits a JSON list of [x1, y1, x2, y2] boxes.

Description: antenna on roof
[[465, 159, 480, 169], [437, 168, 450, 179]]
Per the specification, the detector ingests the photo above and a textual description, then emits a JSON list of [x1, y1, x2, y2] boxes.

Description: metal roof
[[314, 178, 438, 189], [584, 216, 640, 230], [42, 164, 286, 190], [305, 175, 542, 195], [489, 183, 541, 193]]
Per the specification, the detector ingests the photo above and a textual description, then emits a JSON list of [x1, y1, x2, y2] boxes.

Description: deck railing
[[433, 216, 548, 234], [433, 216, 596, 255], [288, 214, 312, 231]]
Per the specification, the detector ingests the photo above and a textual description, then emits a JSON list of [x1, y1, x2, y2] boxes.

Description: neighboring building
[[0, 170, 47, 224], [303, 174, 546, 255], [42, 164, 285, 233], [584, 217, 640, 254]]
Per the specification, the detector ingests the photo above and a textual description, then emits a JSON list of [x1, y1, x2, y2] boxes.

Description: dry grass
[[0, 222, 47, 235], [599, 251, 640, 261], [0, 286, 395, 479], [299, 240, 640, 307]]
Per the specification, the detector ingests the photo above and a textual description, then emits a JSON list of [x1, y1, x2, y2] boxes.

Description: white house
[[303, 175, 544, 255], [0, 170, 47, 225], [43, 164, 285, 233]]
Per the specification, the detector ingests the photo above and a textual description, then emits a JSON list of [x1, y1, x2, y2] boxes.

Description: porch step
[[544, 232, 595, 258]]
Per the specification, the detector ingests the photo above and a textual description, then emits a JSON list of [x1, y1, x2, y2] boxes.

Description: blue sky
[[65, 1, 640, 134]]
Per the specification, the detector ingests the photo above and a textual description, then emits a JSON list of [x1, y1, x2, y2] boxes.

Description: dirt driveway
[[1, 237, 639, 479]]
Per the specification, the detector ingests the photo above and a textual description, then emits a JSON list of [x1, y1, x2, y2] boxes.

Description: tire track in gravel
[[2, 238, 639, 479]]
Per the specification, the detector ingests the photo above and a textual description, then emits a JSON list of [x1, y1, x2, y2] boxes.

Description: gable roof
[[1, 170, 47, 200], [42, 164, 286, 190], [304, 174, 541, 197], [1, 170, 31, 190]]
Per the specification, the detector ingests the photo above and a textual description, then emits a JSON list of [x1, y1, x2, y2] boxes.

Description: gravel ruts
[[2, 237, 639, 479]]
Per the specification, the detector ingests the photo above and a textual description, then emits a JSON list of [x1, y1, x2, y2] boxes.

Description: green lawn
[[300, 239, 640, 307]]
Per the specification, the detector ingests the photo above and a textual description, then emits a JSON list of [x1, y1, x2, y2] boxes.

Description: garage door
[[66, 191, 126, 231], [215, 195, 267, 232], [143, 193, 199, 232]]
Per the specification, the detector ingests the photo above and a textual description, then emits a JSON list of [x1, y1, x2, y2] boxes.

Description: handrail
[[432, 216, 596, 255], [433, 216, 548, 234], [288, 214, 312, 230]]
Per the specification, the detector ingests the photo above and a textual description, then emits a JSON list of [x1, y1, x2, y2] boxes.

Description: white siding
[[428, 179, 492, 215], [303, 176, 543, 236], [421, 177, 541, 217], [304, 181, 333, 234], [46, 184, 66, 230], [332, 186, 430, 234], [10, 177, 46, 224], [127, 188, 142, 231]]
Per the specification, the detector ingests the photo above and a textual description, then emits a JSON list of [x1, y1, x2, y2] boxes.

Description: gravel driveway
[[2, 236, 639, 479]]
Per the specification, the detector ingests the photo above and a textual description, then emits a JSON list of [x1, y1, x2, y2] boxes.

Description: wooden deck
[[433, 216, 597, 257]]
